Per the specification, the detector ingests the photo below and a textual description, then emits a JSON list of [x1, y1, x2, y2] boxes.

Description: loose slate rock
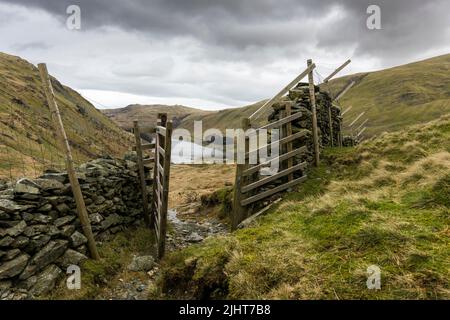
[[69, 231, 87, 248], [0, 254, 29, 280], [57, 249, 88, 268], [14, 179, 40, 195], [127, 255, 155, 272], [29, 264, 62, 296]]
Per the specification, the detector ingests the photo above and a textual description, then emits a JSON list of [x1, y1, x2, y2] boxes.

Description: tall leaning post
[[38, 63, 100, 260], [307, 59, 320, 166]]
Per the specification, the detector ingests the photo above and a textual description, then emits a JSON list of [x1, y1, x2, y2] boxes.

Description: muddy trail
[[99, 208, 228, 300]]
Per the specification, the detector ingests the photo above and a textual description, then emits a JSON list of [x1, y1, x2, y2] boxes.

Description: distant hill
[[102, 104, 212, 131], [324, 53, 450, 137], [0, 52, 131, 179]]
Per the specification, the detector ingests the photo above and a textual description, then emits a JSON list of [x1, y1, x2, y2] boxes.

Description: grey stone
[[0, 254, 29, 280], [33, 213, 53, 224], [39, 173, 68, 184], [29, 264, 62, 296], [38, 203, 52, 212], [5, 220, 27, 237], [54, 215, 74, 227], [25, 235, 50, 254], [127, 255, 155, 272], [34, 179, 64, 191], [11, 236, 30, 249], [186, 232, 204, 243], [56, 203, 70, 214], [0, 236, 14, 247], [69, 231, 87, 248], [0, 199, 34, 213], [60, 225, 76, 238], [23, 225, 47, 237], [89, 213, 103, 224], [0, 212, 10, 220], [20, 240, 68, 279], [14, 178, 40, 195], [57, 249, 88, 268], [100, 213, 122, 230], [3, 249, 21, 261]]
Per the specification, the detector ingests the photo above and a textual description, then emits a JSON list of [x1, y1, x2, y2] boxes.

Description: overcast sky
[[0, 0, 449, 110]]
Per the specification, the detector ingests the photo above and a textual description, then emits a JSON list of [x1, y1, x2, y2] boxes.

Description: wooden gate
[[232, 104, 309, 229], [133, 113, 173, 258]]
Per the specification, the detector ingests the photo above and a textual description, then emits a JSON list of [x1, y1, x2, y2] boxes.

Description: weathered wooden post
[[232, 118, 250, 230], [307, 59, 320, 166], [285, 102, 294, 181], [38, 63, 100, 260], [133, 121, 151, 227], [328, 105, 334, 147], [158, 118, 172, 259]]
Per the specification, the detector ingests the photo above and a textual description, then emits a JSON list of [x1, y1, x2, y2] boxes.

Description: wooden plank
[[246, 130, 309, 159], [323, 59, 351, 83], [249, 63, 316, 121], [259, 112, 302, 131], [243, 146, 307, 177], [334, 81, 355, 101], [285, 104, 293, 182], [157, 121, 173, 259], [232, 118, 251, 230], [156, 126, 166, 136], [132, 120, 151, 228], [308, 59, 320, 167], [241, 162, 307, 193], [328, 105, 334, 147], [158, 146, 165, 158], [38, 63, 100, 260], [348, 112, 365, 128], [241, 175, 307, 206]]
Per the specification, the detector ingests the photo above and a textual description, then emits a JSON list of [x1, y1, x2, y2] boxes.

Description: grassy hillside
[[325, 54, 450, 137], [102, 104, 212, 131], [179, 100, 268, 131], [0, 52, 132, 179], [154, 114, 450, 299]]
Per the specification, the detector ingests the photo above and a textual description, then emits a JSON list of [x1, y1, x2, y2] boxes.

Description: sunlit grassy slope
[[324, 54, 450, 137], [155, 114, 450, 300], [0, 52, 132, 179]]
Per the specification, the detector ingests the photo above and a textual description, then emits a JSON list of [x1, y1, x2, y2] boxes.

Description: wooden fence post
[[232, 118, 250, 230], [38, 63, 100, 260], [307, 59, 320, 166], [133, 121, 151, 227], [158, 120, 172, 258], [328, 105, 334, 147]]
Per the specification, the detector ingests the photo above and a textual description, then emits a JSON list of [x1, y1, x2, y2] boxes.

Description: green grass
[[154, 115, 450, 300], [0, 52, 133, 179], [324, 53, 450, 137]]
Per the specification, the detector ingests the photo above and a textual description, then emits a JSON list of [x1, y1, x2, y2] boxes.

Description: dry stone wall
[[0, 154, 150, 299]]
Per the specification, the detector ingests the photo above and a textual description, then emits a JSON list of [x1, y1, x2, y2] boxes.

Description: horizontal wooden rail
[[241, 162, 307, 193], [243, 146, 307, 177], [156, 126, 166, 136], [241, 175, 307, 206], [246, 130, 309, 159]]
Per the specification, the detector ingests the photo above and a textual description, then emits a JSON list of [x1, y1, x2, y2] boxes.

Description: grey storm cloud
[[2, 0, 450, 57], [0, 0, 449, 108]]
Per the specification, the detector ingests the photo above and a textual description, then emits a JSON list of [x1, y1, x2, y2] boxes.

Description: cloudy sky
[[0, 0, 449, 110]]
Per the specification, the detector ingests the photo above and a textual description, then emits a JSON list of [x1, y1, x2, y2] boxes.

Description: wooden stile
[[38, 63, 100, 260]]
